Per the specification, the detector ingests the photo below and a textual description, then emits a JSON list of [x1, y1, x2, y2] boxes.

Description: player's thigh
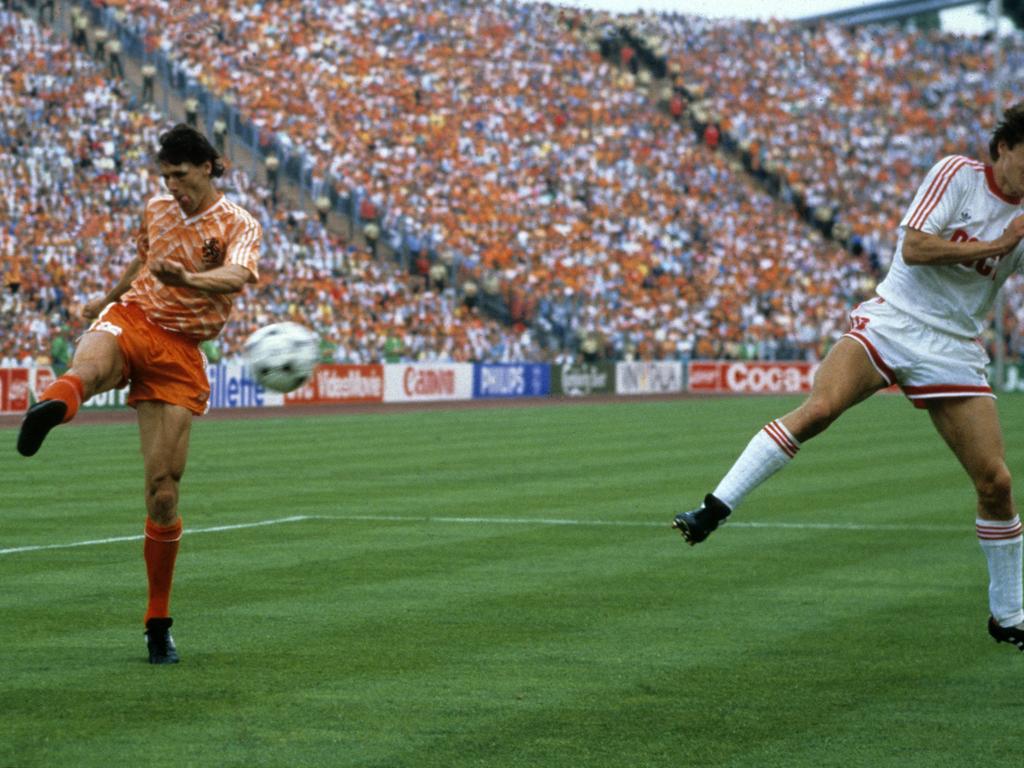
[[136, 401, 193, 484], [810, 337, 888, 406], [927, 395, 1008, 484], [71, 330, 126, 394], [782, 337, 887, 439]]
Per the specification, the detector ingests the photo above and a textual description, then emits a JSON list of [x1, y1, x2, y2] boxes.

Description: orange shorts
[[90, 302, 210, 415]]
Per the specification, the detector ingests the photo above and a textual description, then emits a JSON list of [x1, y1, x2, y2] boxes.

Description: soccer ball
[[242, 322, 319, 393]]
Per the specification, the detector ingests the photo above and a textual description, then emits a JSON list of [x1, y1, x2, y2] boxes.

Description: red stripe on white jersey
[[907, 156, 967, 230], [763, 420, 799, 458]]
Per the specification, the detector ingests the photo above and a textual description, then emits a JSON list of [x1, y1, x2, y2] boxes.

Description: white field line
[[0, 513, 966, 557], [0, 515, 314, 555], [341, 514, 965, 533]]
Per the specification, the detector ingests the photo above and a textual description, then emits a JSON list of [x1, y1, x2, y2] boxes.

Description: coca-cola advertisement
[[31, 366, 55, 401], [0, 368, 31, 414], [687, 361, 819, 395]]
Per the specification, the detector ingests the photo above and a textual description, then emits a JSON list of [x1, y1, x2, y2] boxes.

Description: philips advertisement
[[473, 363, 551, 399]]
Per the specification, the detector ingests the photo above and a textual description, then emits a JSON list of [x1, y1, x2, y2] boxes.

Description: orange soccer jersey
[[122, 194, 261, 340]]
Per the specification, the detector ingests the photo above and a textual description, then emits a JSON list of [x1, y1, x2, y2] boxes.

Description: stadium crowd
[[82, 0, 875, 361], [5, 0, 1024, 368], [652, 15, 1024, 266], [0, 5, 543, 371]]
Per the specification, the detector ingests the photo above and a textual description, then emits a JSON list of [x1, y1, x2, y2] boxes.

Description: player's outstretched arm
[[149, 261, 252, 294], [903, 215, 1024, 266]]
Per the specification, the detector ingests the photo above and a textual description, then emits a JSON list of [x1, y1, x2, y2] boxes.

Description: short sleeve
[[900, 155, 971, 235], [226, 213, 261, 282]]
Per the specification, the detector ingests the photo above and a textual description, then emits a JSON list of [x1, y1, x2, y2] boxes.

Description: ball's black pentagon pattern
[[242, 323, 319, 393]]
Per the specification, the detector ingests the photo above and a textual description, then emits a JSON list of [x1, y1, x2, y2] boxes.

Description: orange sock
[[40, 374, 84, 423], [144, 517, 183, 623]]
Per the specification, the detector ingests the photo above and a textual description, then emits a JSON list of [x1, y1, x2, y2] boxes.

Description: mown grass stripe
[[0, 512, 968, 556]]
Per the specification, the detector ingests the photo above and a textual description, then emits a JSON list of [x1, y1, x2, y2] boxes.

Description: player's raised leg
[[673, 337, 888, 545], [137, 400, 192, 664], [927, 396, 1024, 651], [16, 330, 124, 457]]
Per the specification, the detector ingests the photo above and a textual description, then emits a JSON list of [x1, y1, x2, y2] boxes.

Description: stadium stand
[[0, 5, 543, 367], [5, 0, 1024, 365], [644, 14, 1024, 268], [61, 0, 876, 362]]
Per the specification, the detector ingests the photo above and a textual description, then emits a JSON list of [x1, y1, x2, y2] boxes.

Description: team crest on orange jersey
[[201, 237, 225, 268]]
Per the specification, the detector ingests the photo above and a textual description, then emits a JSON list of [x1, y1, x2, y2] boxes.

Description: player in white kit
[[673, 103, 1024, 652]]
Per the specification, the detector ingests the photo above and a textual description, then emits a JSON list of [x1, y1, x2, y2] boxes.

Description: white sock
[[977, 516, 1024, 627], [712, 420, 800, 511]]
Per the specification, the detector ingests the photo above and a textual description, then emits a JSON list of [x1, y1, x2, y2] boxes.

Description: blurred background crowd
[[4, 0, 1024, 373]]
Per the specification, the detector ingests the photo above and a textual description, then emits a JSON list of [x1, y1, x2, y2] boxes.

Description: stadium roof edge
[[799, 0, 981, 26]]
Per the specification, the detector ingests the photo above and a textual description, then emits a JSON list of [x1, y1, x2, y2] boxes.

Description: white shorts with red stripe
[[845, 297, 993, 409]]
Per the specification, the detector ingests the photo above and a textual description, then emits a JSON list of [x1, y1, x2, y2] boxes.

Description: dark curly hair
[[990, 103, 1024, 162], [156, 123, 225, 177]]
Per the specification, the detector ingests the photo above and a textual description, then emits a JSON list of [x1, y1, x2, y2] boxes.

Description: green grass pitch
[[2, 394, 1023, 767]]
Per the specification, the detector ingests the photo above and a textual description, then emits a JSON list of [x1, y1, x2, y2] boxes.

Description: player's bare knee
[[975, 463, 1013, 515], [147, 477, 180, 523], [793, 397, 841, 440], [150, 490, 178, 522]]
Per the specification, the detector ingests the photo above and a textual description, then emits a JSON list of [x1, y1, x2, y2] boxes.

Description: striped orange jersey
[[121, 194, 261, 340]]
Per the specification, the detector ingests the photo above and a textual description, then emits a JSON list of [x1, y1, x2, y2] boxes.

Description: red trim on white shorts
[[903, 384, 995, 410], [844, 331, 896, 386], [902, 384, 993, 398]]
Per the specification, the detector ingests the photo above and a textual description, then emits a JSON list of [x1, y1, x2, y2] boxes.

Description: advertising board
[[473, 363, 551, 399], [615, 361, 684, 395], [687, 360, 818, 394], [552, 362, 614, 397], [285, 364, 384, 405], [383, 363, 474, 403]]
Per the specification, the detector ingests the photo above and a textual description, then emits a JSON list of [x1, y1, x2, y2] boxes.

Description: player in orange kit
[[17, 124, 261, 664]]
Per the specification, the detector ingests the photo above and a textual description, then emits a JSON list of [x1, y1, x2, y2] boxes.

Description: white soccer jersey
[[876, 155, 1024, 338]]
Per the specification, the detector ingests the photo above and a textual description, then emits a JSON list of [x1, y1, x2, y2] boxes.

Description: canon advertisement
[[383, 363, 474, 403]]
